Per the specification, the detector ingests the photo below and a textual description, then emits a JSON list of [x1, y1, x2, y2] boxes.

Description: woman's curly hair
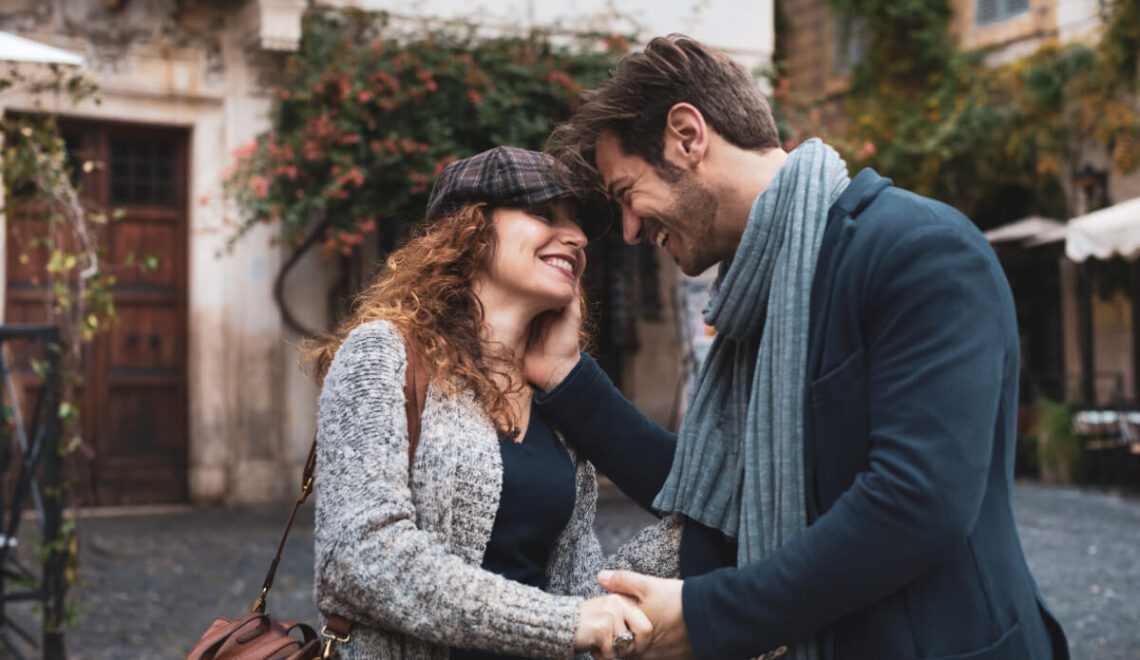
[[303, 202, 590, 434]]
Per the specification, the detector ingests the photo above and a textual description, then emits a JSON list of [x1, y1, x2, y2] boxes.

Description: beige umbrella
[[1065, 196, 1140, 262], [983, 215, 1064, 245], [0, 30, 83, 66]]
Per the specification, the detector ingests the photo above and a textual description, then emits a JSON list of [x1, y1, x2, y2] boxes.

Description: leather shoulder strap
[[403, 341, 429, 472], [322, 339, 429, 641], [259, 335, 431, 635]]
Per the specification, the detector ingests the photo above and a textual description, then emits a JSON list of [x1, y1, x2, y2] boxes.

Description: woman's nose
[[561, 221, 587, 247]]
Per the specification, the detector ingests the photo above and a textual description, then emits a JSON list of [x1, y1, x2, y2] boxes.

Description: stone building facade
[[0, 0, 773, 505]]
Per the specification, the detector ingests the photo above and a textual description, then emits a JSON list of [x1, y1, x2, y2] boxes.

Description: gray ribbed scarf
[[654, 139, 848, 660]]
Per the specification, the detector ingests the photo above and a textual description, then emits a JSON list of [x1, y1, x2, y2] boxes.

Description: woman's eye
[[529, 208, 553, 222]]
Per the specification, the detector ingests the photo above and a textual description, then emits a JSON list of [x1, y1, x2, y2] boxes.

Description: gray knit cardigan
[[315, 320, 681, 660]]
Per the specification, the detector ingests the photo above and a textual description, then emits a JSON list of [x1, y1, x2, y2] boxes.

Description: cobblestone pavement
[[0, 484, 1134, 659]]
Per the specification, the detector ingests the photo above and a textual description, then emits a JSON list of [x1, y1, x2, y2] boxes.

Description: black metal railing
[[0, 325, 65, 659]]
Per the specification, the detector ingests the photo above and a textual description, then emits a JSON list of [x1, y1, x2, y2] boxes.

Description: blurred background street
[[2, 0, 1140, 657], [0, 483, 1132, 660]]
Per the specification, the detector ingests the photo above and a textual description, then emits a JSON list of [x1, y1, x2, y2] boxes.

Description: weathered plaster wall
[[322, 0, 775, 72]]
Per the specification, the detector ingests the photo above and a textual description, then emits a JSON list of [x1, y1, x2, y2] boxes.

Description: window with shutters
[[833, 16, 870, 75], [976, 0, 1030, 25]]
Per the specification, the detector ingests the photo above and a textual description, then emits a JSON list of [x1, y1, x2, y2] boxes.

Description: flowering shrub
[[222, 9, 629, 259]]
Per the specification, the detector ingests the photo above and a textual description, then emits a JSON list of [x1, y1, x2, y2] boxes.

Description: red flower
[[232, 142, 257, 160], [603, 33, 630, 53], [467, 89, 483, 105], [250, 175, 270, 199], [433, 155, 458, 177], [548, 71, 573, 88]]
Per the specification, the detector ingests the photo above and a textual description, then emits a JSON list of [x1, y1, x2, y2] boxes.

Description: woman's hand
[[525, 298, 583, 392], [574, 593, 653, 660]]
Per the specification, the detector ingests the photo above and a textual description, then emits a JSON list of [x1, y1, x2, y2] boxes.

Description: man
[[527, 35, 1069, 660]]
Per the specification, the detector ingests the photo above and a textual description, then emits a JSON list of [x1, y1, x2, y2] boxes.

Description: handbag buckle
[[321, 625, 350, 659], [321, 624, 351, 644], [251, 587, 268, 613]]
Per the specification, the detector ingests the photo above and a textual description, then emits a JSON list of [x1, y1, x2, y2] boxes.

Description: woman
[[310, 147, 676, 660]]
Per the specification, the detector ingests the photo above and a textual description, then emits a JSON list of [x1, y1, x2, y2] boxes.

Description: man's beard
[[666, 173, 720, 275]]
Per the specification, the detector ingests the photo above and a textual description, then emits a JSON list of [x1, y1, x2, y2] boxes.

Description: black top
[[452, 404, 577, 660]]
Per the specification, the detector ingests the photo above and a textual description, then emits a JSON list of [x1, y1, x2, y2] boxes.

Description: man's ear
[[664, 103, 708, 169]]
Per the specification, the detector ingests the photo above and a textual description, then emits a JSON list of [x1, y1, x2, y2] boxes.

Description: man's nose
[[621, 207, 643, 245]]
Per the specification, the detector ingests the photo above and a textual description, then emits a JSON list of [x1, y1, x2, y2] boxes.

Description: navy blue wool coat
[[536, 169, 1068, 660]]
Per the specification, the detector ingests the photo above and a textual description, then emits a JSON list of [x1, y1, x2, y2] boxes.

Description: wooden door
[[4, 119, 189, 505]]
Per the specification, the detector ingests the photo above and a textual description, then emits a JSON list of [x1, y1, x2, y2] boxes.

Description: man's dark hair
[[548, 34, 780, 188]]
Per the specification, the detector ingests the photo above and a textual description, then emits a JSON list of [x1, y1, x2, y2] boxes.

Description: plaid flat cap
[[425, 146, 613, 239]]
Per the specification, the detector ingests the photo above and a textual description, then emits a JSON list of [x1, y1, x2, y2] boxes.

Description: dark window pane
[[154, 185, 174, 205], [1006, 0, 1029, 14], [110, 136, 178, 207], [977, 0, 1028, 24], [977, 0, 999, 24]]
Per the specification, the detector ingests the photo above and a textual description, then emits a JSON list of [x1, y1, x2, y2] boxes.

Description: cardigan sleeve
[[314, 321, 581, 660], [604, 515, 683, 578]]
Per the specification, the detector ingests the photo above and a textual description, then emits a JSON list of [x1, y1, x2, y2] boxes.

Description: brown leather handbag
[[185, 345, 430, 660]]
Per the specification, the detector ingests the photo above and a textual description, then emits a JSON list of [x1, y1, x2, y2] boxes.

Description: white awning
[[0, 30, 83, 66], [983, 216, 1064, 244], [1065, 196, 1140, 262]]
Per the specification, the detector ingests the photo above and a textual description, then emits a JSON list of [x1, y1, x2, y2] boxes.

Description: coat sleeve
[[314, 322, 581, 660], [534, 353, 677, 513], [682, 223, 1014, 659]]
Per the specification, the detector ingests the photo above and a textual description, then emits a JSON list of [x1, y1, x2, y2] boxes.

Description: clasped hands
[[574, 571, 694, 660]]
